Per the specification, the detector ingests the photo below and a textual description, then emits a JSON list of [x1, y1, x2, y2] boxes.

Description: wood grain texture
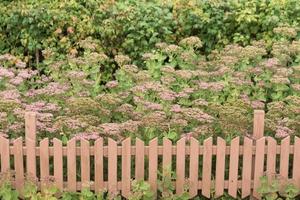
[[280, 136, 290, 181], [53, 138, 63, 190], [293, 137, 300, 188], [25, 112, 37, 179], [241, 137, 253, 198], [163, 138, 172, 172], [40, 138, 49, 189], [94, 138, 104, 192], [135, 138, 144, 180], [121, 138, 131, 198], [149, 138, 158, 197], [67, 138, 76, 192], [228, 137, 240, 198], [201, 137, 212, 198], [0, 136, 10, 173], [176, 138, 185, 195], [108, 138, 118, 195], [81, 139, 90, 189], [266, 137, 276, 181], [14, 138, 24, 193], [215, 137, 226, 198], [253, 137, 266, 199], [189, 137, 199, 198]]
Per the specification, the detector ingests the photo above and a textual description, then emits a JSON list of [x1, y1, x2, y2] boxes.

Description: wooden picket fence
[[0, 110, 299, 199]]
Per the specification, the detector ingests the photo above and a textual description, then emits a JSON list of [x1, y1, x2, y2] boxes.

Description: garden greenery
[[0, 0, 299, 143]]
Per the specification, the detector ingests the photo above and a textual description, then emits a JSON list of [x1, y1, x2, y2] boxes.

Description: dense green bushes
[[0, 0, 300, 142], [1, 0, 300, 70]]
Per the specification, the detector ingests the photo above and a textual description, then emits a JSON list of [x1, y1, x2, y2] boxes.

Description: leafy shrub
[[1, 0, 300, 77], [0, 27, 300, 141], [258, 175, 299, 200]]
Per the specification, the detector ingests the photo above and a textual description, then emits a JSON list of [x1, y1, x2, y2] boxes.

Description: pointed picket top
[[0, 135, 9, 142], [135, 137, 144, 147], [67, 137, 76, 144], [80, 138, 89, 144], [267, 136, 277, 144], [176, 136, 186, 144], [216, 136, 226, 143], [281, 135, 290, 143], [203, 136, 213, 144], [149, 137, 158, 144], [13, 137, 23, 143], [122, 137, 131, 145], [95, 137, 103, 146], [40, 138, 49, 145]]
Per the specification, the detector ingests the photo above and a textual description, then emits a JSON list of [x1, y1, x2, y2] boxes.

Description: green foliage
[[257, 176, 300, 200], [158, 166, 190, 200], [1, 0, 300, 76], [0, 182, 18, 200], [129, 180, 154, 200]]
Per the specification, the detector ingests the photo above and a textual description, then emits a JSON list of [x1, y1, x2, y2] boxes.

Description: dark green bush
[[1, 0, 300, 74]]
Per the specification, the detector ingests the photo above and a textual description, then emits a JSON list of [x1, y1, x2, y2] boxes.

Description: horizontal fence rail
[[0, 111, 299, 199]]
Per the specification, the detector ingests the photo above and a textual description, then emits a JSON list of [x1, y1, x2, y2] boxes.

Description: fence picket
[[25, 112, 36, 179], [215, 137, 226, 198], [40, 138, 49, 189], [94, 138, 104, 192], [81, 139, 90, 189], [253, 137, 266, 199], [228, 137, 240, 198], [293, 137, 300, 188], [67, 138, 76, 192], [176, 137, 185, 195], [135, 138, 144, 180], [53, 138, 63, 191], [202, 137, 212, 198], [280, 136, 290, 183], [241, 137, 253, 198], [14, 137, 24, 193], [189, 137, 199, 197], [0, 136, 9, 173], [266, 137, 276, 181], [108, 138, 118, 196], [163, 138, 172, 172], [149, 138, 158, 196], [122, 138, 131, 198]]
